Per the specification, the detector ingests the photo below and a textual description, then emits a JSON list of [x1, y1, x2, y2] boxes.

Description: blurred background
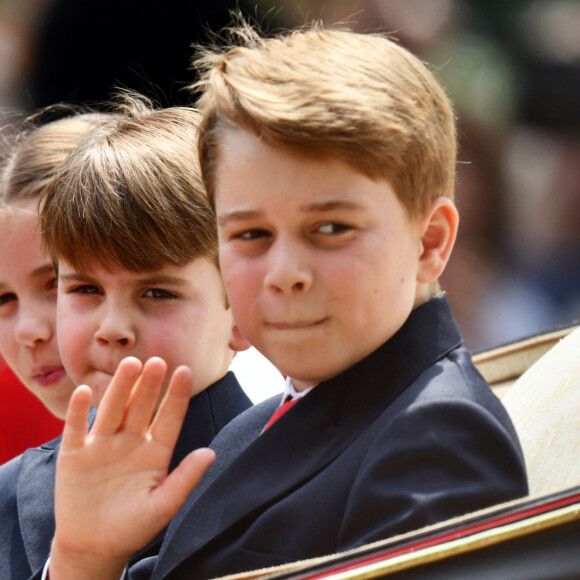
[[1, 0, 579, 368]]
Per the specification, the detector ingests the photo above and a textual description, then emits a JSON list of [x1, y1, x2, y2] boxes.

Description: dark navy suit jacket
[[0, 372, 251, 580], [127, 297, 528, 580]]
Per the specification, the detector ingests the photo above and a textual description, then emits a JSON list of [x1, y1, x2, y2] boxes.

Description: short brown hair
[[41, 93, 216, 272], [194, 22, 456, 218]]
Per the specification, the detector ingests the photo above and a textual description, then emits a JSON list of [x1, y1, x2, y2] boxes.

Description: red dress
[[0, 356, 64, 464]]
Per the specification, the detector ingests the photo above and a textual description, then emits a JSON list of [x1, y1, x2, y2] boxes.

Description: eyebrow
[[58, 272, 98, 284], [217, 209, 262, 227], [300, 200, 364, 213], [32, 264, 57, 277], [217, 200, 363, 227], [137, 275, 190, 287], [58, 272, 190, 287], [0, 264, 55, 291]]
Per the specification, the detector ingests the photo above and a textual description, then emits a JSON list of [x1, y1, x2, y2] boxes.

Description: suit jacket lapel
[[17, 440, 59, 574], [168, 372, 251, 473]]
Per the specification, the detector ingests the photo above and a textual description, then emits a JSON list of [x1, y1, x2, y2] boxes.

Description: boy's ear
[[229, 323, 252, 352], [416, 197, 459, 284]]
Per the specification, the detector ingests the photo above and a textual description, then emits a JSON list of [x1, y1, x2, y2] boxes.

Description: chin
[[48, 404, 69, 420]]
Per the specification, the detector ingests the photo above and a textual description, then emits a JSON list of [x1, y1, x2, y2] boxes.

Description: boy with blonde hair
[[41, 24, 527, 580]]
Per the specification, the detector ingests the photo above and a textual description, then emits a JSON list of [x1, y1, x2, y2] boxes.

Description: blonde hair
[[0, 108, 105, 207], [194, 22, 457, 218], [41, 93, 216, 273]]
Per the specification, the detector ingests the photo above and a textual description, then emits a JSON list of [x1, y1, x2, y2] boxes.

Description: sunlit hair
[[0, 107, 105, 208], [41, 92, 217, 273], [193, 21, 457, 219]]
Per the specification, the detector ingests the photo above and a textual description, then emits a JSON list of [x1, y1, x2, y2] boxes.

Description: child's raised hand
[[49, 357, 215, 580]]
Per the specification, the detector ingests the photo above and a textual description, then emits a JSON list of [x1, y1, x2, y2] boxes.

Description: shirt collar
[[283, 375, 316, 403]]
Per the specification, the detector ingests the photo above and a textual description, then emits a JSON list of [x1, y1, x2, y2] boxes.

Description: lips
[[267, 318, 326, 330], [33, 366, 67, 388], [90, 359, 123, 378]]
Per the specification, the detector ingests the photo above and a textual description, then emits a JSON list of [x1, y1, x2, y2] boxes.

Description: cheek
[[227, 286, 256, 333], [57, 311, 86, 363], [322, 252, 374, 301], [222, 263, 257, 312], [0, 321, 17, 361], [57, 310, 76, 341], [141, 315, 194, 363]]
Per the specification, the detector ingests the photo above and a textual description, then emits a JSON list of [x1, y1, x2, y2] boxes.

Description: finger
[[61, 385, 93, 451], [148, 365, 193, 450], [151, 448, 216, 521], [93, 356, 143, 434], [123, 357, 168, 434]]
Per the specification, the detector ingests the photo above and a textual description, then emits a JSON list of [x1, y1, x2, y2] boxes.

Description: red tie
[[264, 397, 299, 430]]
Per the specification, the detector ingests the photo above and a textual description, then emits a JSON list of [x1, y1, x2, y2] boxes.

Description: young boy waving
[[42, 24, 528, 580], [3, 94, 252, 580]]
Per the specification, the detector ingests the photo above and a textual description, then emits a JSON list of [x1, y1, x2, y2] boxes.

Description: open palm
[[50, 357, 215, 580]]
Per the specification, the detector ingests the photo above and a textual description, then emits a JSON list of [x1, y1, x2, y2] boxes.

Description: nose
[[14, 306, 53, 347], [94, 305, 136, 348], [263, 237, 313, 295]]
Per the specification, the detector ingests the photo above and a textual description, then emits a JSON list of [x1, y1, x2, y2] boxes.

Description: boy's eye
[[143, 288, 177, 300], [46, 277, 58, 292], [0, 292, 17, 307], [68, 284, 101, 295], [234, 229, 271, 241], [316, 223, 353, 235]]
